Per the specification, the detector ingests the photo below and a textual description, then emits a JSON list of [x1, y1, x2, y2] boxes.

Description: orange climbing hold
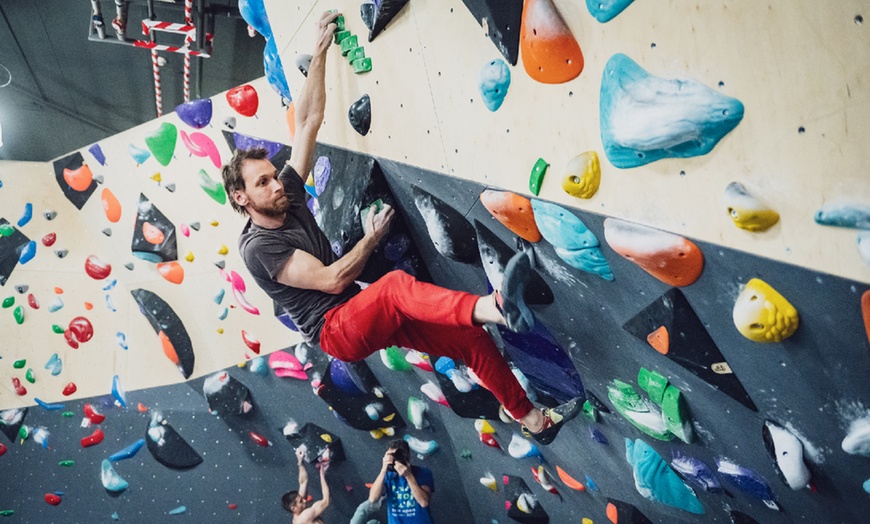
[[159, 330, 180, 365], [157, 261, 185, 285], [863, 290, 870, 345], [520, 0, 584, 84], [480, 190, 541, 243], [101, 188, 122, 223], [286, 101, 297, 144], [143, 222, 165, 245], [606, 502, 618, 523], [646, 326, 669, 355], [555, 466, 586, 491], [603, 218, 704, 287], [63, 164, 94, 192]]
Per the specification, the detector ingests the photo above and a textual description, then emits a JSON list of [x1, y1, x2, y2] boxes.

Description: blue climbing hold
[[625, 438, 704, 514], [670, 451, 721, 492], [238, 0, 272, 38], [814, 201, 870, 230], [17, 203, 32, 228], [34, 398, 65, 411], [478, 59, 511, 112], [600, 53, 744, 169], [89, 143, 107, 166], [264, 37, 292, 101], [109, 439, 146, 461], [531, 199, 614, 280], [586, 0, 635, 23], [18, 240, 36, 264]]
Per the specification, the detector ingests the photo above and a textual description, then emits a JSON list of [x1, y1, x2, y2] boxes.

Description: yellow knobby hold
[[185, 251, 194, 262], [724, 181, 780, 232], [218, 245, 229, 255], [151, 172, 162, 183], [474, 419, 496, 434], [562, 151, 601, 199], [217, 328, 224, 334], [732, 278, 799, 342], [320, 434, 332, 443]]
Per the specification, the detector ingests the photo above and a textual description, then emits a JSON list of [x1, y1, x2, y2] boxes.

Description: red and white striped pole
[[151, 49, 163, 116], [182, 0, 193, 102]]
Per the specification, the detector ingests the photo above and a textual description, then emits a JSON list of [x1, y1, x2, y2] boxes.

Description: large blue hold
[[264, 37, 292, 101], [600, 54, 744, 168], [478, 59, 511, 112], [586, 0, 635, 23], [814, 202, 870, 229], [238, 0, 272, 38], [625, 438, 704, 514], [531, 199, 614, 280]]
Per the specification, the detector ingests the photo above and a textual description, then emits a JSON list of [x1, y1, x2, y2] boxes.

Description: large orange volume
[[520, 0, 584, 84], [480, 190, 542, 242]]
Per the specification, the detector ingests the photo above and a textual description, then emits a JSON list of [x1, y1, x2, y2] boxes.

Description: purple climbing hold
[[313, 156, 331, 195], [88, 143, 107, 166]]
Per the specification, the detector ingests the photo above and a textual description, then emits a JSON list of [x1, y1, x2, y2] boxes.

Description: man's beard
[[251, 194, 291, 218]]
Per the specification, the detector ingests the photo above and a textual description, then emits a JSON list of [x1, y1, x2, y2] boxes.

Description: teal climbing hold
[[625, 438, 704, 514], [532, 199, 614, 280]]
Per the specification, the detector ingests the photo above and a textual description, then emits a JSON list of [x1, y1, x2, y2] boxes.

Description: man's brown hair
[[221, 147, 270, 216]]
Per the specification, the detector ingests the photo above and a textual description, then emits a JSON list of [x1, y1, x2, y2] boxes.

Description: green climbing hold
[[333, 14, 345, 32], [582, 400, 599, 421], [529, 158, 549, 196], [637, 368, 668, 406], [0, 223, 14, 236], [59, 460, 75, 467], [13, 306, 24, 325], [662, 385, 694, 443], [379, 345, 412, 371], [461, 449, 473, 460], [18, 426, 29, 441], [340, 34, 359, 56], [197, 169, 227, 205], [360, 199, 384, 228], [62, 412, 75, 417], [353, 57, 372, 74], [607, 379, 674, 441], [0, 510, 14, 517], [334, 30, 351, 44], [2, 296, 13, 308], [13, 360, 25, 369], [25, 369, 35, 384], [52, 324, 64, 334], [347, 46, 365, 63]]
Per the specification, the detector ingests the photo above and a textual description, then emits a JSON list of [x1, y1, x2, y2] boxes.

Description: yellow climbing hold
[[723, 182, 779, 232], [383, 413, 396, 422], [185, 251, 194, 262], [217, 328, 224, 334], [151, 172, 162, 183], [474, 419, 496, 434], [480, 473, 498, 492], [237, 361, 246, 368], [562, 151, 600, 199], [733, 278, 799, 343], [210, 220, 219, 227], [582, 519, 593, 524], [217, 245, 228, 255], [320, 434, 332, 443]]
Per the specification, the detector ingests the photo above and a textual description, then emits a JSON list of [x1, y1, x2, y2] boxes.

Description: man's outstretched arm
[[299, 465, 330, 523], [296, 447, 309, 499], [288, 11, 339, 181]]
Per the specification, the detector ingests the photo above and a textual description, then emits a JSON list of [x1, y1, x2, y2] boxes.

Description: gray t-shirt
[[238, 164, 360, 344]]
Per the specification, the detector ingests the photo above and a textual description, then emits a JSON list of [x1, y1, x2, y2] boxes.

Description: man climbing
[[221, 11, 581, 445], [282, 446, 331, 523], [368, 440, 433, 524]]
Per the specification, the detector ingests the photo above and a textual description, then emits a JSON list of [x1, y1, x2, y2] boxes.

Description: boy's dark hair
[[281, 490, 299, 512], [221, 147, 270, 216]]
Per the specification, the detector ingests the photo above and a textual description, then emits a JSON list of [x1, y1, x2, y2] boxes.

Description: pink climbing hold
[[80, 428, 104, 447], [230, 270, 247, 293], [84, 403, 106, 424], [421, 381, 449, 407], [85, 255, 112, 280], [68, 317, 94, 343], [232, 287, 260, 315], [180, 131, 222, 168], [269, 351, 308, 379], [12, 378, 27, 396], [62, 382, 78, 396], [180, 223, 190, 237], [241, 330, 261, 354], [44, 493, 61, 506]]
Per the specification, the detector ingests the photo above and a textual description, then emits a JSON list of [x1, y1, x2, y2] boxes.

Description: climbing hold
[[532, 199, 614, 280], [480, 190, 542, 242], [762, 420, 811, 490], [111, 374, 127, 407], [12, 305, 24, 325], [716, 458, 780, 510], [157, 261, 184, 284], [84, 404, 106, 424], [225, 84, 258, 117], [241, 330, 260, 354], [204, 372, 254, 417], [555, 466, 585, 491], [504, 475, 548, 521], [520, 0, 584, 84], [406, 350, 434, 372], [18, 241, 36, 264], [562, 151, 601, 199], [348, 94, 371, 136], [407, 397, 429, 430], [295, 54, 312, 77], [44, 493, 61, 506], [587, 0, 635, 22], [411, 186, 479, 263], [420, 381, 449, 407], [404, 435, 438, 457], [380, 346, 412, 371], [645, 326, 669, 355], [131, 288, 196, 379], [147, 412, 203, 469], [48, 297, 64, 312], [732, 278, 799, 342], [600, 53, 744, 168], [480, 433, 501, 450], [607, 379, 673, 441], [11, 377, 26, 396], [109, 439, 146, 461], [81, 428, 104, 447], [480, 472, 498, 491], [625, 438, 704, 514], [129, 144, 151, 164], [661, 385, 694, 444], [670, 451, 721, 492], [62, 382, 78, 396], [842, 415, 870, 456], [68, 316, 94, 343], [27, 294, 38, 309], [531, 465, 561, 497], [145, 122, 178, 167], [479, 59, 511, 112], [269, 351, 307, 380], [197, 169, 227, 205], [3, 297, 14, 308], [528, 158, 548, 196], [179, 132, 222, 168], [590, 426, 609, 445], [63, 163, 94, 192], [25, 369, 35, 384], [475, 420, 496, 435], [88, 143, 107, 165], [45, 354, 62, 376], [603, 218, 704, 286], [85, 254, 112, 280], [175, 98, 212, 129], [17, 203, 32, 228], [814, 200, 870, 229], [218, 244, 229, 255], [101, 459, 129, 492], [43, 210, 57, 221], [168, 506, 187, 516], [312, 156, 331, 196], [249, 431, 271, 447], [507, 433, 541, 459], [723, 182, 779, 232]]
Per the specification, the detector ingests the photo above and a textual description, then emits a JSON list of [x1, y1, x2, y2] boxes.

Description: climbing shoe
[[524, 397, 584, 445], [495, 252, 534, 333]]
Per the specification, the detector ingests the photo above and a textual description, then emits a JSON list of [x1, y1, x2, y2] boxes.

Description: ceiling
[[0, 0, 265, 162]]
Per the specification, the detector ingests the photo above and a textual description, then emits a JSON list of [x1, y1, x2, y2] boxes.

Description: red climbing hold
[[0, 443, 6, 457], [480, 433, 501, 449], [64, 329, 79, 349], [242, 330, 261, 354], [646, 326, 669, 355], [81, 428, 104, 447], [44, 493, 61, 506], [228, 503, 238, 510], [85, 255, 112, 280], [68, 316, 94, 343], [84, 403, 106, 424], [862, 290, 870, 346], [520, 0, 584, 84], [480, 190, 542, 243], [12, 377, 27, 396], [63, 382, 78, 396], [42, 232, 57, 247], [249, 431, 270, 447], [27, 294, 39, 309]]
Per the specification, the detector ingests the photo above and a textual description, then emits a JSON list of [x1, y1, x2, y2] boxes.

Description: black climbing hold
[[730, 510, 761, 524], [203, 372, 254, 418], [285, 423, 346, 466], [348, 94, 372, 136], [0, 220, 30, 287], [369, 0, 410, 42], [504, 475, 549, 523], [474, 220, 553, 306], [360, 1, 375, 30], [131, 288, 195, 379], [145, 415, 203, 470], [51, 152, 97, 210], [411, 186, 479, 264], [131, 194, 178, 263], [459, 0, 523, 65]]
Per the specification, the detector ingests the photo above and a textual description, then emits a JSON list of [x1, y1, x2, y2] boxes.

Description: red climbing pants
[[319, 270, 535, 420]]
